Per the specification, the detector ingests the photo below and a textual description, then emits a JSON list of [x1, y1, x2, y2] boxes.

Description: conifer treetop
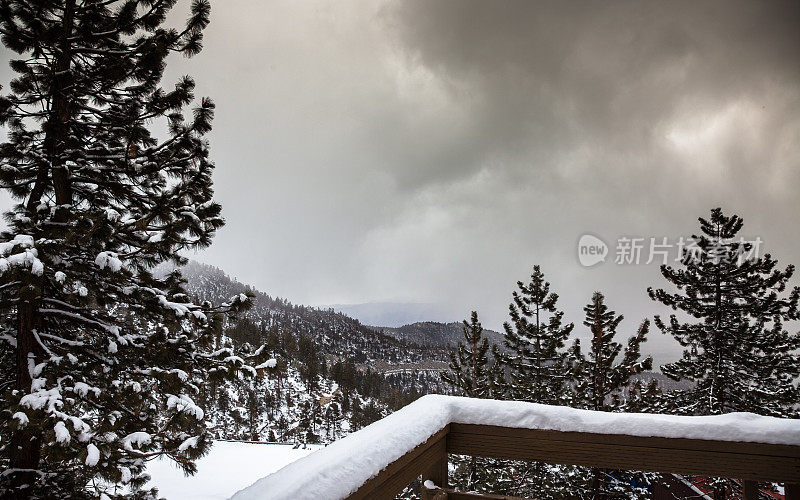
[[497, 265, 575, 405], [648, 207, 800, 416]]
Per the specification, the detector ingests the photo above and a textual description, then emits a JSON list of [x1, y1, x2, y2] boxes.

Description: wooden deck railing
[[346, 423, 800, 500], [231, 396, 800, 500]]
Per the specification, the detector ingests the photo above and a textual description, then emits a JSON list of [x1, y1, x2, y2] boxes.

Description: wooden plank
[[786, 483, 800, 500], [377, 441, 443, 498], [446, 424, 800, 483], [346, 425, 449, 500], [350, 440, 445, 499], [449, 424, 800, 458], [421, 435, 448, 500]]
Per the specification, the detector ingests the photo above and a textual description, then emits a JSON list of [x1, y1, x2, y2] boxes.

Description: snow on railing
[[231, 394, 800, 500]]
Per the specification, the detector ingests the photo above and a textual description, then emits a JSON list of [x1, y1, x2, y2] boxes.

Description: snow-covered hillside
[[178, 261, 450, 364], [150, 261, 455, 450]]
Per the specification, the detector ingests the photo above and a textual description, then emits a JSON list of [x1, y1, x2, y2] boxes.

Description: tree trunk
[[49, 0, 76, 222], [10, 0, 76, 489], [591, 467, 601, 499], [27, 0, 76, 217], [9, 301, 43, 489], [535, 304, 541, 401], [467, 456, 477, 491]]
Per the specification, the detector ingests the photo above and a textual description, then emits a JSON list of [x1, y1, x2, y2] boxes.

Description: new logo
[[578, 234, 608, 267]]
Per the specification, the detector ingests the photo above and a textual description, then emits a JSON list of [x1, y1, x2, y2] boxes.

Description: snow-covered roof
[[230, 394, 800, 500]]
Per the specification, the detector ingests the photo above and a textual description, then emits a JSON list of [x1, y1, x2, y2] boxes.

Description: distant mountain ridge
[[163, 261, 454, 445], [323, 302, 454, 328], [377, 321, 505, 348], [176, 261, 449, 365], [177, 261, 500, 358]]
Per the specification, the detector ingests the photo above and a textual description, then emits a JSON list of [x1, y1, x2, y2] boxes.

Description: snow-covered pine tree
[[0, 1, 272, 497], [441, 311, 501, 399], [441, 312, 506, 494], [623, 378, 664, 413], [245, 384, 265, 441], [495, 266, 574, 405], [573, 292, 652, 412], [571, 291, 653, 499], [648, 207, 800, 417], [297, 334, 321, 392], [489, 268, 582, 500], [323, 398, 342, 441]]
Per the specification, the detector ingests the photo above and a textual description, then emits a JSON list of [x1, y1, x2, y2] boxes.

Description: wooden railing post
[[743, 481, 758, 500], [421, 436, 448, 500]]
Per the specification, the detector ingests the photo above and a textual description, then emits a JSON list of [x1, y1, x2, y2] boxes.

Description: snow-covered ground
[[145, 441, 321, 499]]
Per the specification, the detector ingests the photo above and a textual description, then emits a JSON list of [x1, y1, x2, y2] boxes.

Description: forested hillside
[[180, 261, 450, 364], [175, 261, 452, 443], [378, 321, 505, 348], [177, 260, 695, 452]]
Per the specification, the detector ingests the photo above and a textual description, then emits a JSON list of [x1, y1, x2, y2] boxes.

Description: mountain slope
[[179, 261, 449, 365]]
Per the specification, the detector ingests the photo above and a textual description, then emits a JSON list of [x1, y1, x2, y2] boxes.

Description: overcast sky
[[2, 0, 799, 365]]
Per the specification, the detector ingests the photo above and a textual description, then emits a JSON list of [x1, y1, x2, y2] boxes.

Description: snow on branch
[[94, 251, 123, 272], [166, 394, 204, 420], [0, 234, 44, 276]]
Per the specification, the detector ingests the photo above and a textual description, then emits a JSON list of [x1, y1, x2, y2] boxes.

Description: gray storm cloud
[[1, 0, 798, 365]]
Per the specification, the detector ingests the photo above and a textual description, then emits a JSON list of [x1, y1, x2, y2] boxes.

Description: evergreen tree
[[623, 378, 664, 413], [488, 268, 581, 499], [648, 208, 800, 417], [297, 334, 320, 392], [441, 311, 501, 399], [441, 311, 504, 493], [496, 266, 574, 405], [245, 384, 265, 441], [351, 399, 382, 430], [324, 399, 341, 441], [0, 1, 270, 497], [572, 292, 653, 499], [297, 401, 314, 443], [573, 292, 652, 412]]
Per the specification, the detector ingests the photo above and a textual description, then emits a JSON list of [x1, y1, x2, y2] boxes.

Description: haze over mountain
[[322, 302, 455, 328]]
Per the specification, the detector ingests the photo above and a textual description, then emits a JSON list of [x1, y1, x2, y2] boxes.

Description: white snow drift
[[145, 440, 320, 500]]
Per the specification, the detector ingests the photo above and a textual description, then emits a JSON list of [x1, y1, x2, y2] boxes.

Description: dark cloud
[[1, 0, 798, 365], [388, 0, 799, 186], [374, 1, 800, 363]]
